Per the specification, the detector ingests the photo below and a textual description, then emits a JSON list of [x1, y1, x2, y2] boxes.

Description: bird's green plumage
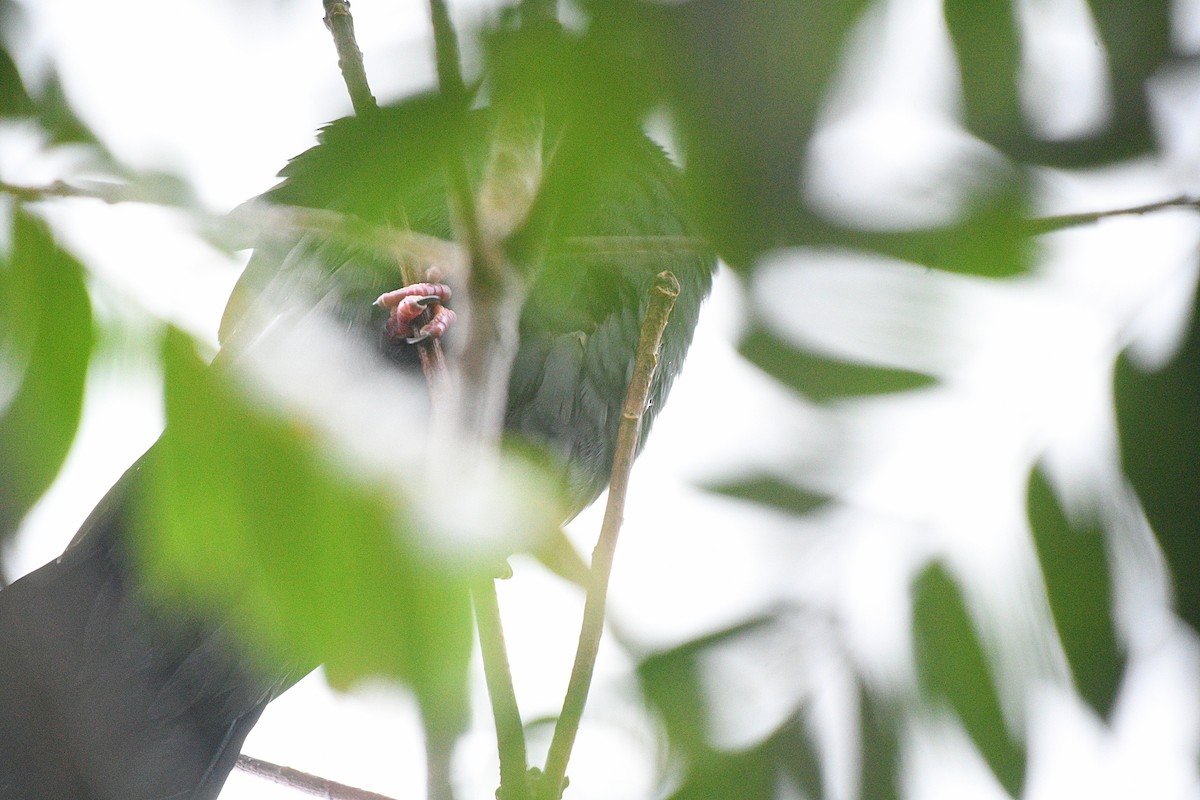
[[0, 93, 714, 800]]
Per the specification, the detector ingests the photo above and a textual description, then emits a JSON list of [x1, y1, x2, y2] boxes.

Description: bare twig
[[472, 579, 531, 800], [1027, 194, 1200, 234], [0, 179, 93, 202], [0, 178, 178, 205], [236, 754, 399, 800], [323, 1, 377, 115], [538, 271, 681, 800]]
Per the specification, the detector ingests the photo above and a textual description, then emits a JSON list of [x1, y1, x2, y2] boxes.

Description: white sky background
[[4, 0, 1200, 799]]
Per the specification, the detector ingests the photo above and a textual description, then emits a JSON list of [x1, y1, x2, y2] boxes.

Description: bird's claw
[[376, 282, 456, 343]]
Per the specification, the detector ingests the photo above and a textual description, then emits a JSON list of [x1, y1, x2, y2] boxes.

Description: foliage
[[0, 0, 1197, 798]]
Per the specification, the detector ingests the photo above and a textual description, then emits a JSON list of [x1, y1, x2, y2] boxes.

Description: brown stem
[[538, 271, 681, 800], [323, 0, 377, 115], [236, 754, 399, 800]]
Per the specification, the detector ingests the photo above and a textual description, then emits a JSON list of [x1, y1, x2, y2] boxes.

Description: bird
[[0, 93, 716, 800]]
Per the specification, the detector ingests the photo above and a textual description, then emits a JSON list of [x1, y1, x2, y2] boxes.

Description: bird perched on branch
[[0, 93, 715, 800]]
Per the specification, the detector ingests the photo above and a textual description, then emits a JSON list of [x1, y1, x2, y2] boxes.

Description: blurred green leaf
[[35, 71, 108, 150], [703, 473, 829, 516], [1026, 467, 1123, 718], [1080, 0, 1170, 159], [912, 563, 1025, 796], [638, 614, 822, 800], [1115, 281, 1200, 634], [875, 179, 1032, 279], [0, 45, 32, 118], [267, 93, 468, 221], [859, 682, 901, 800], [1020, 0, 1168, 168], [740, 324, 937, 402], [943, 0, 1022, 148], [639, 615, 780, 755], [942, 0, 1168, 167], [666, 713, 821, 800], [786, 177, 1033, 279], [0, 209, 94, 540], [136, 328, 473, 727], [647, 0, 870, 268]]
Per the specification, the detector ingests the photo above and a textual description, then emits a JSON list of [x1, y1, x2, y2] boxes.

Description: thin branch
[[424, 7, 534, 800], [0, 178, 174, 205], [538, 271, 682, 800], [236, 754, 399, 800], [323, 1, 377, 115], [1027, 194, 1200, 234], [472, 579, 531, 800]]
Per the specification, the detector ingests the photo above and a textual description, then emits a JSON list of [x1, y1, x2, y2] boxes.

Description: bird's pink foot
[[375, 282, 456, 344]]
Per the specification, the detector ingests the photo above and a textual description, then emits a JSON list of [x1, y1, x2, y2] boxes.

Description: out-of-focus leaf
[[638, 614, 780, 755], [703, 473, 829, 517], [786, 177, 1033, 279], [872, 179, 1032, 278], [0, 45, 32, 118], [0, 209, 94, 540], [266, 93, 468, 220], [740, 324, 937, 402], [943, 0, 1022, 149], [136, 328, 473, 727], [1115, 282, 1200, 633], [912, 563, 1025, 796], [646, 0, 870, 268], [941, 0, 1168, 167], [859, 682, 900, 800], [1013, 0, 1170, 168], [666, 714, 821, 800], [1080, 0, 1170, 157], [638, 614, 823, 800], [35, 71, 106, 149], [1026, 467, 1123, 718]]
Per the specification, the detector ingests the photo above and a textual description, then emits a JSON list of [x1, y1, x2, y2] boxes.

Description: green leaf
[[0, 45, 32, 118], [638, 614, 778, 756], [703, 473, 829, 517], [135, 328, 473, 727], [35, 71, 107, 150], [740, 324, 937, 402], [1026, 467, 1123, 718], [783, 178, 1034, 280], [649, 0, 871, 267], [1073, 0, 1169, 165], [875, 180, 1032, 279], [0, 209, 94, 539], [638, 614, 823, 800], [943, 0, 1022, 148], [912, 563, 1025, 796], [666, 714, 821, 800], [941, 0, 1168, 167], [859, 682, 901, 800], [639, 618, 819, 799], [1115, 280, 1200, 633]]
